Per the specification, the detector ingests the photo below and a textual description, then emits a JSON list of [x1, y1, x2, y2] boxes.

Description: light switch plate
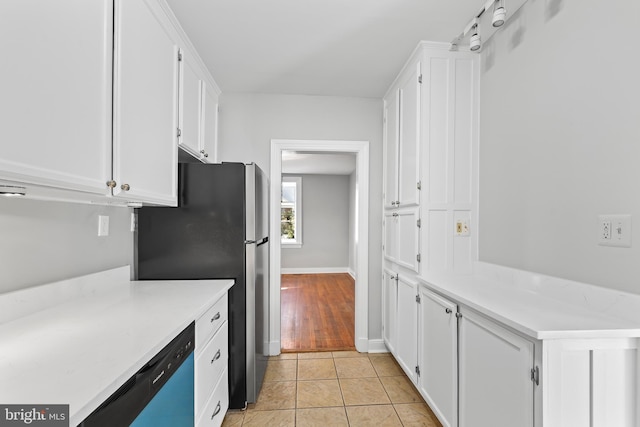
[[98, 215, 109, 237]]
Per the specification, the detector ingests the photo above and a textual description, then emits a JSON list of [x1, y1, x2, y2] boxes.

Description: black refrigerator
[[135, 162, 269, 409]]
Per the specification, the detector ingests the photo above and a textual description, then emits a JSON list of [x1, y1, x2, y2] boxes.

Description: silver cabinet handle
[[445, 308, 452, 314], [200, 150, 205, 154], [211, 401, 221, 419], [211, 312, 221, 322], [211, 349, 221, 364], [106, 180, 116, 189], [204, 153, 209, 158], [120, 183, 130, 191], [455, 312, 463, 319]]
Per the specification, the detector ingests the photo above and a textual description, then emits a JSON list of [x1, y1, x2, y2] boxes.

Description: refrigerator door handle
[[244, 240, 256, 245]]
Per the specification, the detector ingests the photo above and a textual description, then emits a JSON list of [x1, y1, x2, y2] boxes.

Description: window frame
[[281, 176, 302, 248]]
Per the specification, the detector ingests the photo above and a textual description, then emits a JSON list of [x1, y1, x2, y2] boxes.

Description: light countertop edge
[[0, 270, 234, 426], [417, 264, 640, 341]]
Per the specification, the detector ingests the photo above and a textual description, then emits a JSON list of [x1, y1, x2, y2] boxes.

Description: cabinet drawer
[[196, 368, 229, 427], [196, 293, 227, 350], [195, 322, 228, 414]]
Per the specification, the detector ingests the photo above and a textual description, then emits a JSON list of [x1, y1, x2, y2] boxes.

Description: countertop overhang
[[0, 266, 233, 426], [418, 262, 640, 340]]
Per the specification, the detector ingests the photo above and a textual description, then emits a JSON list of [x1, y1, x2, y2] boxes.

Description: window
[[281, 176, 302, 247]]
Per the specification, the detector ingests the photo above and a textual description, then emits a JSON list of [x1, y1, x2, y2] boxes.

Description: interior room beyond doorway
[[280, 273, 355, 352]]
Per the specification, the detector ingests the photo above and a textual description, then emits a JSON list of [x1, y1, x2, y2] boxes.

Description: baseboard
[[367, 339, 389, 354], [280, 267, 350, 274], [348, 268, 356, 279], [267, 340, 281, 356]]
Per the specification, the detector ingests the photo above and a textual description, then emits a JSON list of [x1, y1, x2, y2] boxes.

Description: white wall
[[0, 198, 133, 293], [281, 174, 350, 270], [479, 0, 640, 293], [348, 171, 356, 276], [218, 93, 384, 338]]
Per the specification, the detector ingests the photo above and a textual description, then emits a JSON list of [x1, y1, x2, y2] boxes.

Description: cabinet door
[[395, 276, 418, 382], [113, 0, 178, 206], [383, 211, 398, 263], [382, 270, 398, 354], [383, 91, 399, 209], [201, 83, 219, 163], [418, 287, 458, 427], [396, 207, 420, 273], [398, 61, 421, 207], [178, 50, 204, 159], [0, 0, 112, 194], [459, 309, 534, 427]]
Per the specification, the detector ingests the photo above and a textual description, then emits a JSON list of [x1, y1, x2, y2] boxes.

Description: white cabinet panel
[[395, 275, 418, 382], [384, 207, 420, 273], [179, 50, 203, 158], [544, 339, 638, 427], [398, 61, 421, 207], [383, 91, 399, 209], [459, 309, 534, 427], [201, 83, 219, 163], [418, 287, 457, 427], [0, 0, 112, 194], [113, 0, 178, 205], [382, 270, 398, 353]]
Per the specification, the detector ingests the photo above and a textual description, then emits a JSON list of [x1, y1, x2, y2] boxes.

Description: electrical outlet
[[455, 219, 470, 236], [598, 214, 631, 247]]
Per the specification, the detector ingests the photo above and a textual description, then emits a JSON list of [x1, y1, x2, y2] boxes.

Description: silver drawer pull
[[211, 312, 221, 323], [211, 349, 221, 364], [445, 308, 452, 314], [211, 401, 221, 419]]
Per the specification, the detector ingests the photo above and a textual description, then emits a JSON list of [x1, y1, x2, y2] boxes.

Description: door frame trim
[[269, 139, 370, 354]]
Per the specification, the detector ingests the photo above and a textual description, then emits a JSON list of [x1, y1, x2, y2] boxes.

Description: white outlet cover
[[598, 214, 631, 247]]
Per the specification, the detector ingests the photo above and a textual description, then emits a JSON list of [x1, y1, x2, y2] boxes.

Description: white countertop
[[419, 262, 640, 340], [0, 266, 233, 426]]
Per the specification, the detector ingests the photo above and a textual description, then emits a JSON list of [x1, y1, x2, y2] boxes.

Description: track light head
[[492, 0, 506, 27], [469, 25, 481, 51]]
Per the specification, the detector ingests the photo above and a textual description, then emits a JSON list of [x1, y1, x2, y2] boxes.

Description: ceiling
[[165, 0, 484, 98], [282, 151, 356, 175]]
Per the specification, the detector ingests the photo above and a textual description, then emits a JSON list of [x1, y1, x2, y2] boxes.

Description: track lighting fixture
[[0, 185, 27, 197], [492, 0, 506, 27], [469, 23, 481, 51]]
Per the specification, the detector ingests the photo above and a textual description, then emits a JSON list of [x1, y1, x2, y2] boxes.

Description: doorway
[[269, 139, 369, 355]]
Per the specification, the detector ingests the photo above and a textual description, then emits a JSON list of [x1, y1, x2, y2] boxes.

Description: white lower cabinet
[[458, 308, 534, 427], [417, 287, 458, 427], [395, 275, 419, 382], [195, 293, 229, 427], [384, 282, 536, 427], [382, 269, 398, 354]]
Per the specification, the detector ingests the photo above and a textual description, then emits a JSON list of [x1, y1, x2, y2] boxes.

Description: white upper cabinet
[[384, 207, 420, 273], [201, 83, 219, 163], [0, 0, 112, 194], [397, 61, 421, 207], [383, 91, 399, 209], [178, 49, 204, 159], [383, 60, 421, 210], [112, 0, 179, 205]]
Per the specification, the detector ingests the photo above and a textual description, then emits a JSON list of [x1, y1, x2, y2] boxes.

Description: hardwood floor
[[280, 273, 355, 352]]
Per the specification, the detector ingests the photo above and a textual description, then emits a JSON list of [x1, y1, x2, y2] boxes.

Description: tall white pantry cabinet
[[382, 42, 532, 427], [0, 0, 220, 206]]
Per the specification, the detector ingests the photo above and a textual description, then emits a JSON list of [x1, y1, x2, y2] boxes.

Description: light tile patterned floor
[[221, 351, 443, 427]]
